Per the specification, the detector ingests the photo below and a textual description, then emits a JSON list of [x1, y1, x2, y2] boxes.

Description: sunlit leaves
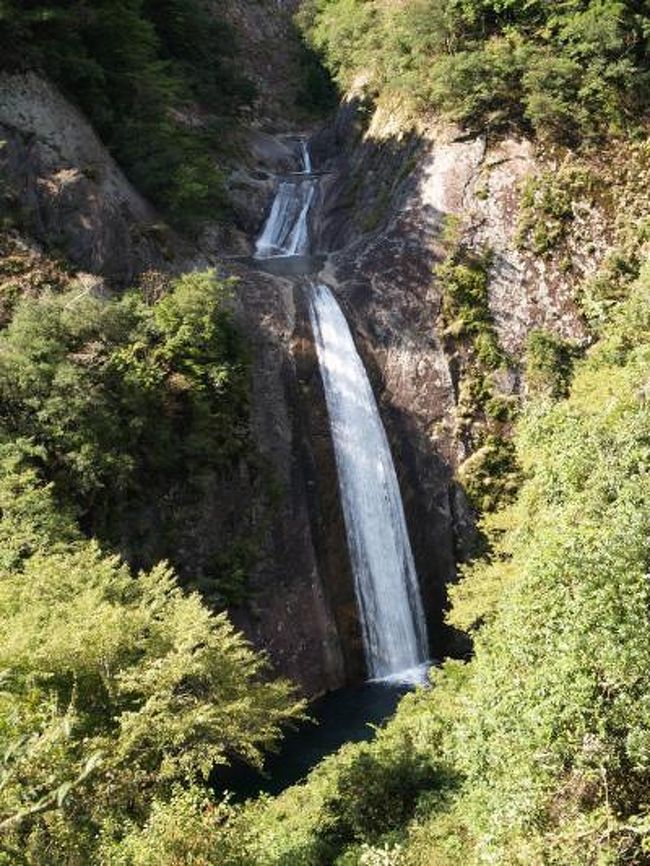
[[299, 0, 650, 138], [0, 456, 303, 861]]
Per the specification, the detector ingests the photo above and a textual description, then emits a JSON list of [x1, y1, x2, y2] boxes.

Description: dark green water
[[213, 679, 412, 800]]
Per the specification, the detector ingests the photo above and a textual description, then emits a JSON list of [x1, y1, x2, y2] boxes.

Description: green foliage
[[295, 43, 339, 115], [142, 0, 255, 110], [580, 216, 650, 329], [517, 165, 598, 256], [100, 786, 253, 866], [0, 269, 254, 599], [298, 0, 650, 140], [457, 433, 520, 513], [0, 449, 303, 864], [435, 280, 650, 863], [243, 669, 465, 866], [436, 244, 518, 513], [525, 328, 580, 399], [297, 0, 379, 90], [323, 737, 437, 844], [437, 248, 501, 362], [0, 1, 255, 227]]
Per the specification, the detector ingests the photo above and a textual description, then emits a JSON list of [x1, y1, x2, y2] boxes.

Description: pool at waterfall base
[[213, 672, 428, 800]]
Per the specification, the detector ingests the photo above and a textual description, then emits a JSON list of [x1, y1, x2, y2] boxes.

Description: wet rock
[[308, 110, 593, 658], [229, 267, 354, 693]]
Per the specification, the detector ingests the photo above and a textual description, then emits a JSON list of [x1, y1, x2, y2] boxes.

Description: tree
[[0, 447, 303, 864]]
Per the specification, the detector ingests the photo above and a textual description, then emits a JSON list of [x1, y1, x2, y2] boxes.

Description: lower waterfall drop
[[307, 282, 429, 680]]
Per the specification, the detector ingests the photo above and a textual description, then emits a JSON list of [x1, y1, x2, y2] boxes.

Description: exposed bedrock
[[0, 73, 200, 285], [228, 267, 362, 694]]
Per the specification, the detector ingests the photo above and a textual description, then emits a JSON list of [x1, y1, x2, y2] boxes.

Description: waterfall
[[307, 283, 429, 679], [254, 139, 315, 259], [254, 137, 429, 681], [300, 138, 312, 174], [285, 182, 316, 255]]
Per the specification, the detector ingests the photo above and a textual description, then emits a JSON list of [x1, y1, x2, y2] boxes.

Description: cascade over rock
[[255, 177, 316, 258], [252, 140, 429, 680]]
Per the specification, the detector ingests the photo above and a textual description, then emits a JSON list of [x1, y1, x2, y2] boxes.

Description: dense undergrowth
[[298, 0, 650, 141], [0, 444, 303, 865], [0, 0, 255, 227], [0, 237, 276, 605]]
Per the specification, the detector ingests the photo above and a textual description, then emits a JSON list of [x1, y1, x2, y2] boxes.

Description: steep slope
[[0, 73, 189, 285]]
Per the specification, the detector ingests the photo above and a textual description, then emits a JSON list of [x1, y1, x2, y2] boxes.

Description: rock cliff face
[[298, 97, 600, 659], [0, 73, 199, 286], [226, 267, 362, 693], [218, 0, 304, 129]]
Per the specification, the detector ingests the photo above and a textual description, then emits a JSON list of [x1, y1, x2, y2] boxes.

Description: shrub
[[516, 166, 597, 257], [457, 434, 520, 513], [437, 250, 497, 349], [525, 329, 579, 399], [0, 270, 255, 598], [0, 449, 303, 864], [298, 0, 650, 140]]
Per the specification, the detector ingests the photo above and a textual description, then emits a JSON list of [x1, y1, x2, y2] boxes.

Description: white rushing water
[[307, 282, 429, 679], [254, 139, 315, 259], [254, 138, 429, 680], [285, 182, 316, 255], [300, 138, 312, 174]]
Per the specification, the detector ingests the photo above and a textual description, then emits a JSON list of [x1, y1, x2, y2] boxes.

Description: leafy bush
[[323, 737, 437, 844], [0, 270, 254, 598], [0, 448, 303, 864], [457, 434, 520, 513], [516, 165, 598, 256], [580, 216, 650, 328], [437, 249, 500, 361], [525, 328, 579, 399], [100, 787, 254, 866], [296, 43, 339, 114]]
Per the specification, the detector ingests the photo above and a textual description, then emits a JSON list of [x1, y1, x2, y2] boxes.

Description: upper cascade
[[300, 138, 312, 174], [254, 138, 316, 260]]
